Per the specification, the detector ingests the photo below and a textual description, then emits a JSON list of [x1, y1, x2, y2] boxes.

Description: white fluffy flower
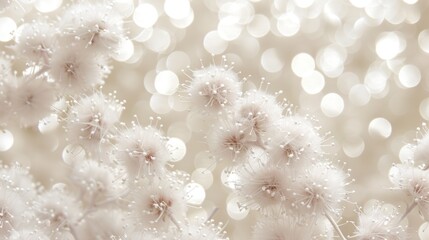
[[8, 76, 56, 127], [129, 178, 187, 230], [49, 49, 106, 93], [354, 201, 406, 240], [208, 119, 253, 162], [66, 92, 123, 151], [234, 89, 283, 140], [0, 187, 27, 237], [268, 116, 322, 168], [77, 209, 127, 240], [115, 125, 170, 179], [252, 216, 333, 240], [187, 66, 241, 114], [14, 22, 57, 63], [59, 3, 124, 54], [236, 163, 291, 212], [291, 163, 347, 216]]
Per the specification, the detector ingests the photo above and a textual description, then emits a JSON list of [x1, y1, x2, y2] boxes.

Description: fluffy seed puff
[[235, 162, 292, 213], [234, 89, 283, 142], [49, 48, 107, 94], [354, 201, 406, 240], [14, 22, 57, 63], [128, 178, 187, 231], [208, 119, 254, 162], [186, 65, 242, 114], [6, 75, 56, 127], [0, 187, 28, 237], [252, 216, 333, 240], [115, 124, 170, 180], [70, 159, 125, 205], [390, 165, 429, 220], [267, 115, 322, 169], [59, 2, 124, 54], [66, 92, 124, 154], [290, 162, 347, 217]]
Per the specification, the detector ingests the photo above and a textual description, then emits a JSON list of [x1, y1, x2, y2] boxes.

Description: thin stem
[[206, 207, 219, 222], [325, 211, 347, 240], [398, 201, 417, 224]]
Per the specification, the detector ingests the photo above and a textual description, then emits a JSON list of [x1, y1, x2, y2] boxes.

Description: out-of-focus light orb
[[35, 0, 62, 12], [219, 1, 254, 25], [164, 0, 191, 20], [291, 53, 315, 77], [145, 29, 171, 52], [418, 30, 429, 53], [343, 139, 365, 158], [166, 137, 186, 162], [349, 84, 371, 106], [221, 168, 239, 189], [293, 0, 314, 8], [166, 51, 190, 72], [368, 118, 392, 138], [154, 70, 179, 95], [398, 64, 421, 88], [419, 222, 429, 240], [112, 39, 134, 62], [0, 129, 13, 152], [349, 0, 371, 8], [0, 17, 16, 42], [403, 0, 418, 4], [317, 45, 346, 78], [133, 3, 158, 28], [227, 196, 249, 220], [261, 48, 284, 73], [301, 70, 325, 94], [419, 98, 429, 120], [204, 31, 228, 54], [246, 14, 270, 38], [185, 182, 205, 205], [191, 168, 214, 189], [170, 8, 194, 29], [38, 114, 59, 134], [150, 94, 172, 114], [112, 0, 134, 17], [364, 69, 389, 95], [376, 32, 406, 60], [399, 144, 414, 164], [277, 12, 300, 37], [217, 19, 242, 41], [321, 93, 344, 117]]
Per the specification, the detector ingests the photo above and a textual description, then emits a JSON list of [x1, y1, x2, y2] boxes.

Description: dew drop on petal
[[166, 137, 186, 162], [0, 129, 13, 152], [227, 196, 249, 220], [38, 114, 59, 134], [62, 144, 86, 165], [0, 17, 17, 42], [185, 182, 206, 205]]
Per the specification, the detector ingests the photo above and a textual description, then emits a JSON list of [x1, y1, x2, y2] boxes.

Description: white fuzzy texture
[[115, 125, 170, 179], [291, 163, 347, 216], [67, 92, 123, 150], [414, 133, 429, 167], [8, 76, 56, 127], [15, 22, 56, 62], [129, 179, 187, 230], [208, 119, 253, 162], [188, 66, 241, 114], [59, 3, 124, 54], [233, 90, 283, 146], [34, 186, 82, 235], [355, 202, 406, 240], [268, 116, 322, 169], [0, 187, 27, 237], [252, 216, 333, 240], [77, 209, 127, 240], [237, 163, 291, 212], [9, 229, 49, 240], [50, 49, 105, 93], [71, 159, 123, 204]]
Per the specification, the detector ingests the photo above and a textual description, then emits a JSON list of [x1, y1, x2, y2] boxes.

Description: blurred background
[[1, 0, 429, 238]]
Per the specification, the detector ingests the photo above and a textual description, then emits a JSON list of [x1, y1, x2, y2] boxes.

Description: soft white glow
[[321, 93, 344, 117]]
